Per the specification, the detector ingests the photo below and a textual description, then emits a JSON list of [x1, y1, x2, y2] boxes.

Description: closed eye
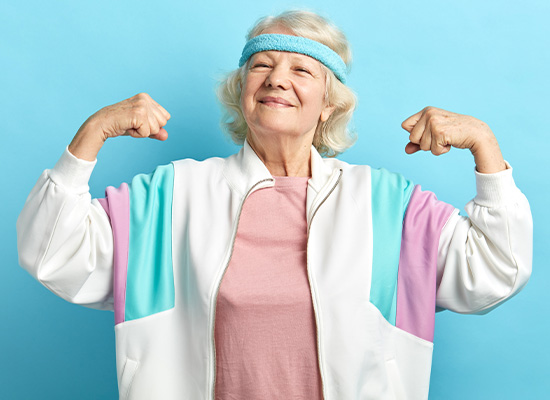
[[295, 67, 313, 75], [251, 63, 270, 69]]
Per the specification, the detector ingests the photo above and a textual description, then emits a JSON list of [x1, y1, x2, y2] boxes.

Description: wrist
[[68, 118, 107, 161], [471, 133, 506, 174]]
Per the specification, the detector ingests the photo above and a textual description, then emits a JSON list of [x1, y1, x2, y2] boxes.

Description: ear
[[320, 105, 336, 122]]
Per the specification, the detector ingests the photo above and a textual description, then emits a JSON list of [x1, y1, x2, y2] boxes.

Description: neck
[[247, 134, 312, 177]]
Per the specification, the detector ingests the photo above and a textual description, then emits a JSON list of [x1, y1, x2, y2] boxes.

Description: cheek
[[241, 78, 259, 110], [240, 84, 253, 118], [300, 86, 327, 115]]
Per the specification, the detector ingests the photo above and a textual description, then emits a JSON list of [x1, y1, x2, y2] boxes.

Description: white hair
[[217, 10, 357, 157]]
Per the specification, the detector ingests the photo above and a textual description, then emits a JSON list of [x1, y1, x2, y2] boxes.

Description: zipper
[[307, 169, 343, 232], [208, 178, 274, 399], [306, 169, 343, 400], [207, 168, 342, 399]]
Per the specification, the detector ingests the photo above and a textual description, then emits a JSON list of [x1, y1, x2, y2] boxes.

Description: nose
[[265, 66, 291, 90]]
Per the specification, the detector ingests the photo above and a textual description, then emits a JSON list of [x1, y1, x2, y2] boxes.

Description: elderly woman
[[17, 10, 531, 400]]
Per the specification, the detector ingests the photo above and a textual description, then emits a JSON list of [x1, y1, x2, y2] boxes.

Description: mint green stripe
[[126, 163, 175, 321], [370, 168, 414, 325]]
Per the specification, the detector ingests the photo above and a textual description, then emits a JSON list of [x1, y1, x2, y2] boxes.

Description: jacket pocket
[[119, 358, 139, 400], [385, 358, 406, 400]]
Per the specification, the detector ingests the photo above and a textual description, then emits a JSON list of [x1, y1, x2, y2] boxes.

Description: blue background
[[1, 0, 548, 398]]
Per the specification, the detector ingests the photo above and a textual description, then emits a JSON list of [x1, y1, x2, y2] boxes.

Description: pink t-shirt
[[214, 176, 323, 399]]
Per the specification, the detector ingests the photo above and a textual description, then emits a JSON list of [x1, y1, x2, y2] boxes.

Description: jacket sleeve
[[16, 148, 115, 310], [435, 162, 532, 313]]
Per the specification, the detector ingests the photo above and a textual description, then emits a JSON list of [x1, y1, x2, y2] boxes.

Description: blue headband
[[239, 34, 347, 83]]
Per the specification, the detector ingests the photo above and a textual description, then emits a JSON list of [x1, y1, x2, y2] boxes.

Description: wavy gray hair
[[217, 10, 357, 157]]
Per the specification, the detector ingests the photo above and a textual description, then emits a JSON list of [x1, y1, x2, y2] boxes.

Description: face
[[240, 32, 335, 148]]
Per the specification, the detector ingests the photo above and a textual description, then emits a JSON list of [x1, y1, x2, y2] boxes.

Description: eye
[[251, 62, 270, 69], [295, 66, 313, 75]]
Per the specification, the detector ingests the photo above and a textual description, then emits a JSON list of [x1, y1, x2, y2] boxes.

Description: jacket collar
[[223, 139, 335, 197]]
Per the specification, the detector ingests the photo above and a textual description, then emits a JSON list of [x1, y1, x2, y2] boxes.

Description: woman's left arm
[[401, 106, 507, 173], [401, 107, 533, 313]]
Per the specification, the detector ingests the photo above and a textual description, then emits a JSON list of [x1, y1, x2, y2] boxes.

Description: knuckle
[[424, 107, 439, 118], [429, 119, 442, 134]]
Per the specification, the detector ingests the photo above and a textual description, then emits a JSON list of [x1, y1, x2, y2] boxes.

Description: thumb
[[405, 142, 421, 154], [149, 127, 169, 141]]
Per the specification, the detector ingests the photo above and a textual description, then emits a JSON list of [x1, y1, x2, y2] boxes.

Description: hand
[[401, 106, 506, 173], [93, 92, 171, 141], [69, 93, 171, 161]]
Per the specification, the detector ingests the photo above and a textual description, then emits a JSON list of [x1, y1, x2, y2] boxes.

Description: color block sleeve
[[16, 147, 115, 310], [396, 186, 455, 342], [435, 163, 533, 313]]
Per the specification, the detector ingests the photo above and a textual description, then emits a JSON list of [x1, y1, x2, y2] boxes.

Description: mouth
[[259, 96, 294, 107]]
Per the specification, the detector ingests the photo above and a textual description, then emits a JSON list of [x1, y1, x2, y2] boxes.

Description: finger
[[147, 113, 161, 136], [431, 130, 452, 156], [431, 140, 451, 156], [408, 112, 427, 145], [134, 119, 151, 138], [401, 110, 423, 133], [149, 127, 169, 141], [150, 97, 171, 120], [150, 106, 168, 129], [405, 142, 421, 154], [124, 116, 148, 137], [419, 121, 432, 151]]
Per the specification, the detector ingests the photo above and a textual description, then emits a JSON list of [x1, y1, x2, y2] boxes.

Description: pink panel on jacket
[[98, 183, 130, 325], [396, 185, 455, 342]]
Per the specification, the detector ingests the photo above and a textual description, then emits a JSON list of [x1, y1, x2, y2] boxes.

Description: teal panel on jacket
[[125, 163, 175, 322], [370, 168, 414, 325]]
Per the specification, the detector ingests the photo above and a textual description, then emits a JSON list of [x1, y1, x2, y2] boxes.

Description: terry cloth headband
[[239, 33, 347, 83]]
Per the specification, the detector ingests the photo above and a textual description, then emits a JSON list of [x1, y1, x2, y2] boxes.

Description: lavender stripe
[[396, 186, 454, 342], [100, 184, 130, 325]]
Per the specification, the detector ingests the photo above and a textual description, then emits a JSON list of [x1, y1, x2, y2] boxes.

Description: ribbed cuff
[[48, 147, 97, 194], [474, 161, 520, 207]]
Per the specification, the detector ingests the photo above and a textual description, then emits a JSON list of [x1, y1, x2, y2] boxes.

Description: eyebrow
[[252, 52, 321, 69]]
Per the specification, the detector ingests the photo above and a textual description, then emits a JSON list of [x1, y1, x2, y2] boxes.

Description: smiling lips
[[259, 96, 294, 107]]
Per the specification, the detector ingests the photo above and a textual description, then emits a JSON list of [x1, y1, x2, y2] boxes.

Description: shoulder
[[172, 155, 226, 170], [171, 155, 227, 179], [328, 157, 413, 192], [127, 154, 226, 192]]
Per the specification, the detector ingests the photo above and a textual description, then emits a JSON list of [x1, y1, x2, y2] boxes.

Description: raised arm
[[69, 92, 171, 161], [16, 93, 171, 309], [401, 107, 532, 313]]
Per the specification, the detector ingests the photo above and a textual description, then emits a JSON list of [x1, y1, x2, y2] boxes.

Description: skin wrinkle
[[240, 26, 335, 177]]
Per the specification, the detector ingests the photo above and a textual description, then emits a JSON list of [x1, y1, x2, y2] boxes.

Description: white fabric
[[17, 143, 532, 399], [436, 163, 532, 313]]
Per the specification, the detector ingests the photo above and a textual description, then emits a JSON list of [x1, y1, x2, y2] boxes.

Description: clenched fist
[[401, 106, 507, 173], [69, 93, 171, 161]]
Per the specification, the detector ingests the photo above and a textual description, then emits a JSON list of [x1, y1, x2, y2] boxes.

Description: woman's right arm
[[16, 93, 170, 310]]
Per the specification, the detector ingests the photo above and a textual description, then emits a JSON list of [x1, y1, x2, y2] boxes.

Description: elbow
[[16, 218, 42, 281], [468, 255, 532, 315]]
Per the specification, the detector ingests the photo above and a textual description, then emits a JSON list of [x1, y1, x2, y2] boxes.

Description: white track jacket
[[17, 141, 532, 399]]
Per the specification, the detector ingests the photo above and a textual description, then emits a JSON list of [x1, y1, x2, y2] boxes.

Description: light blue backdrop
[[1, 0, 548, 398]]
